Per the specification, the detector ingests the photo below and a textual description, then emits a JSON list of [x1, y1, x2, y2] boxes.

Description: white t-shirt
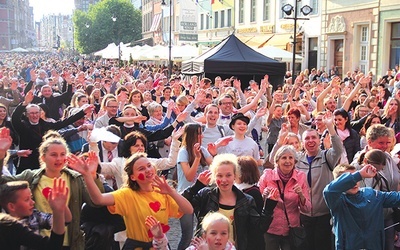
[[217, 136, 260, 161]]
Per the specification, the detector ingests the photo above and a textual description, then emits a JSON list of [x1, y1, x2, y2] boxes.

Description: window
[[263, 0, 269, 21], [390, 22, 400, 69], [200, 14, 204, 30], [239, 0, 244, 24], [359, 25, 369, 74], [206, 14, 210, 29], [250, 0, 256, 22], [221, 10, 225, 27], [214, 11, 218, 28], [227, 9, 232, 27], [310, 0, 318, 15], [296, 0, 303, 17]]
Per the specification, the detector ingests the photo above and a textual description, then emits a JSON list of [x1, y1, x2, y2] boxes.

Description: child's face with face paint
[[214, 163, 235, 192], [130, 157, 156, 184]]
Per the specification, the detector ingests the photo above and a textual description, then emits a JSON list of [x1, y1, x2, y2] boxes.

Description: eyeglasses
[[28, 112, 40, 115], [220, 102, 233, 105]]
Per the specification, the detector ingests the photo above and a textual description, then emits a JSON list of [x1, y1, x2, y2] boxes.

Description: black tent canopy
[[182, 34, 286, 88]]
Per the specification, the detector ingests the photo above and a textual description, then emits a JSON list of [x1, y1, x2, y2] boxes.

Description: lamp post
[[161, 0, 172, 77], [282, 1, 312, 79], [112, 16, 121, 67]]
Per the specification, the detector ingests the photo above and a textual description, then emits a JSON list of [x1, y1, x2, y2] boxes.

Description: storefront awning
[[150, 14, 162, 32], [237, 34, 292, 49]]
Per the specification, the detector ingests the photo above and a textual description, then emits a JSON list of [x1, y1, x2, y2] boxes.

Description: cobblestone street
[[166, 217, 181, 250]]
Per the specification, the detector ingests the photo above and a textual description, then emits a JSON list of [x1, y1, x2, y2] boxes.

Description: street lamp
[[112, 15, 121, 67], [161, 0, 172, 78], [282, 1, 312, 78]]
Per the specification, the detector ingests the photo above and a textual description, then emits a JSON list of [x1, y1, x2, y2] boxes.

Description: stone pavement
[[166, 217, 181, 250]]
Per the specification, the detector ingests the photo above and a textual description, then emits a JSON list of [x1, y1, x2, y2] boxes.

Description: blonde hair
[[201, 212, 231, 234], [209, 153, 238, 184], [39, 137, 69, 167], [333, 164, 356, 179]]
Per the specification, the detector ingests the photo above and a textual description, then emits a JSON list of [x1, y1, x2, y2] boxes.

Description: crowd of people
[[1, 51, 400, 250]]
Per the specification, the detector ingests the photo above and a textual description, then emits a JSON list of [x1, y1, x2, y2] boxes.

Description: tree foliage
[[74, 0, 142, 54]]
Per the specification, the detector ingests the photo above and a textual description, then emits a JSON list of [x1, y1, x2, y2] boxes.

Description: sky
[[30, 0, 75, 21]]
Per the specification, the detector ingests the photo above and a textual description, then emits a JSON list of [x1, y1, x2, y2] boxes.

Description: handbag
[[276, 181, 306, 249]]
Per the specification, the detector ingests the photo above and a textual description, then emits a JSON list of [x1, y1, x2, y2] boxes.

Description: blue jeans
[[178, 213, 194, 250]]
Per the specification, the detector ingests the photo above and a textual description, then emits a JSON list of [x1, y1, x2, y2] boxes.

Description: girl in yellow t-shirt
[[68, 151, 193, 249]]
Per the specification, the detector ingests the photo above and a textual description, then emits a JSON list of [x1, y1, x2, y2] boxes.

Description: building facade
[[377, 0, 400, 76], [0, 0, 35, 50], [74, 0, 101, 12], [140, 0, 399, 78], [38, 14, 73, 50], [320, 0, 379, 78], [233, 0, 320, 75]]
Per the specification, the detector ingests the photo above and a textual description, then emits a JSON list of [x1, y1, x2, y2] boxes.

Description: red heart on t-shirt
[[147, 223, 171, 238], [42, 187, 52, 199], [149, 201, 161, 212]]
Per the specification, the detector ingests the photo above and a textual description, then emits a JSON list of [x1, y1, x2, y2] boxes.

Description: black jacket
[[182, 181, 277, 250], [25, 80, 73, 120], [0, 213, 64, 250], [11, 103, 85, 173]]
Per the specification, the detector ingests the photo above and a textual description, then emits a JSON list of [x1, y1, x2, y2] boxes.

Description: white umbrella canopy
[[141, 45, 168, 61], [255, 46, 302, 63], [94, 43, 117, 57], [101, 42, 130, 59], [11, 47, 29, 52], [171, 45, 199, 61], [121, 45, 143, 61]]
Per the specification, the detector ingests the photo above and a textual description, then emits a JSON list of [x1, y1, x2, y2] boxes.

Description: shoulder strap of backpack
[[217, 125, 225, 137], [324, 150, 333, 171]]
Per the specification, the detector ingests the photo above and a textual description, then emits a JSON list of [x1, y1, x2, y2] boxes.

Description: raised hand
[[277, 123, 289, 146], [85, 151, 99, 176], [217, 136, 234, 147], [198, 170, 212, 186], [145, 216, 164, 239], [293, 183, 304, 197], [360, 164, 377, 178], [48, 177, 69, 212], [171, 126, 184, 141], [256, 107, 267, 118], [0, 127, 12, 153], [322, 111, 334, 126], [176, 111, 188, 122], [267, 188, 280, 201], [233, 78, 241, 90], [195, 89, 206, 103], [167, 101, 175, 112], [30, 70, 37, 82], [24, 90, 34, 104], [359, 76, 370, 88], [153, 175, 174, 195], [193, 143, 202, 159], [191, 237, 209, 250], [67, 154, 90, 177], [207, 143, 217, 156], [83, 104, 94, 115]]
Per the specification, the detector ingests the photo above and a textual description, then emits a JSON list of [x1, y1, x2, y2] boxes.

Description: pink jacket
[[258, 168, 311, 236]]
